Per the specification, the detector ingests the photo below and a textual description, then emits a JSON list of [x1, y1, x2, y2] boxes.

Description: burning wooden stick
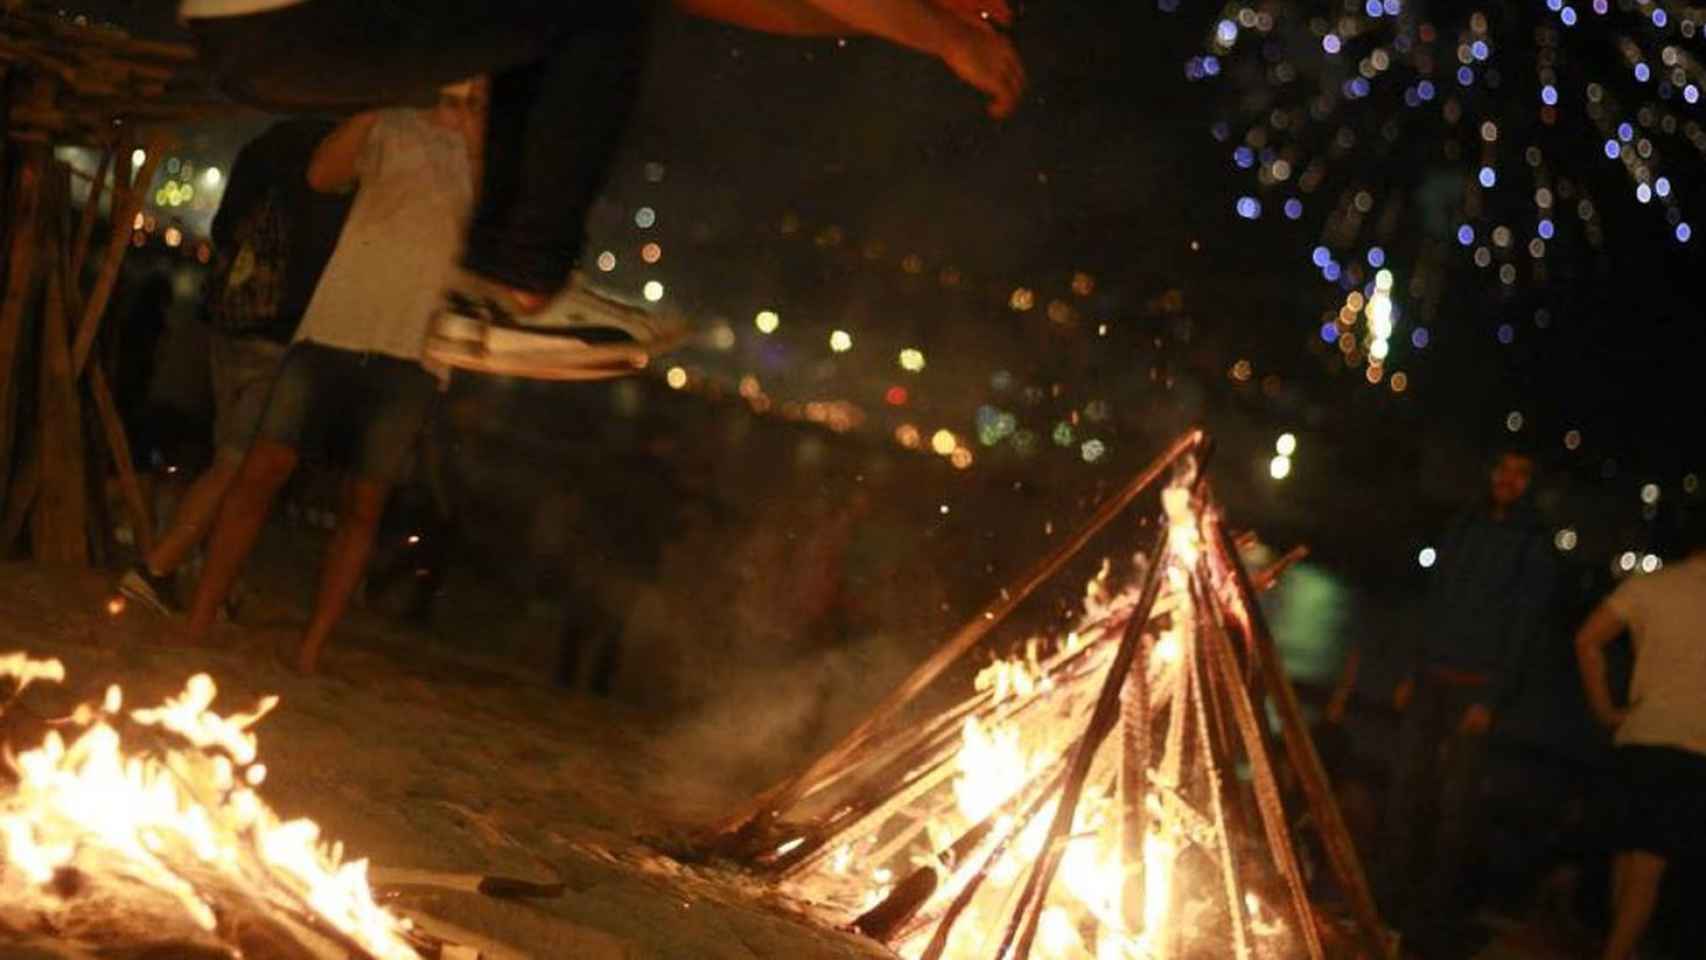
[[1208, 509, 1394, 959], [710, 431, 1206, 852], [994, 477, 1185, 960]]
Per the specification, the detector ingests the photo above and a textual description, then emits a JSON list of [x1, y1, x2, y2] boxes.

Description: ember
[[0, 653, 422, 959]]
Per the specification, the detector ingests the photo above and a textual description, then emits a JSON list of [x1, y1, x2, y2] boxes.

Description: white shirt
[[1608, 553, 1706, 756], [179, 0, 303, 18], [295, 110, 472, 364]]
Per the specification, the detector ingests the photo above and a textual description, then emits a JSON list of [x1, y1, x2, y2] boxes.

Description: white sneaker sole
[[425, 324, 693, 383]]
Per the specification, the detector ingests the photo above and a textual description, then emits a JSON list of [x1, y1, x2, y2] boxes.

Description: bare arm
[[1574, 600, 1628, 730], [675, 0, 1025, 117], [306, 112, 381, 194]]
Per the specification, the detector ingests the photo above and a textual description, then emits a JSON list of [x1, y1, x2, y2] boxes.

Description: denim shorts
[[254, 341, 436, 484], [209, 332, 289, 461], [1612, 744, 1706, 861]]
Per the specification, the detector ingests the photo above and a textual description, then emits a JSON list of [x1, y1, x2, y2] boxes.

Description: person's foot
[[263, 629, 319, 675], [425, 271, 691, 381], [117, 565, 178, 616]]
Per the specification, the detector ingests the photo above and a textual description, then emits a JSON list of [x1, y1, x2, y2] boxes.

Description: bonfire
[[707, 431, 1393, 960], [0, 651, 441, 959]]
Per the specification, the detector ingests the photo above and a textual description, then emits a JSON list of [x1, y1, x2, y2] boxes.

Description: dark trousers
[[1380, 675, 1493, 934], [189, 0, 658, 294]]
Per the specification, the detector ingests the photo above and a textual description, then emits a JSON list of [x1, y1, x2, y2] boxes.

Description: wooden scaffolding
[[1, 1, 245, 563]]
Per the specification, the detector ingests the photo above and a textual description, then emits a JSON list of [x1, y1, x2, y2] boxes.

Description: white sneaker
[[426, 273, 692, 382]]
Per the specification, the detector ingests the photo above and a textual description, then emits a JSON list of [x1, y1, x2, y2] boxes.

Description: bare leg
[[1603, 851, 1666, 960], [185, 441, 299, 644], [144, 455, 242, 576], [294, 475, 389, 674]]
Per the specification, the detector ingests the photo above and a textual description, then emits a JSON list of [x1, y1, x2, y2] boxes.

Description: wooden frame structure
[[704, 430, 1396, 959], [1, 2, 246, 563]]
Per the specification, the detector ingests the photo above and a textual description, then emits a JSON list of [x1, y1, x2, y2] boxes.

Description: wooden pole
[[711, 429, 1205, 849], [1188, 593, 1254, 960], [69, 143, 113, 280], [0, 113, 50, 512], [81, 326, 154, 558], [1210, 509, 1393, 959], [0, 450, 38, 553], [72, 131, 163, 378], [1198, 555, 1322, 960], [32, 204, 89, 564], [53, 173, 155, 559], [1118, 588, 1151, 939]]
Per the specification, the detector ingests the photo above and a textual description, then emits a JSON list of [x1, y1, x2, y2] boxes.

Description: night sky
[[69, 0, 1706, 586]]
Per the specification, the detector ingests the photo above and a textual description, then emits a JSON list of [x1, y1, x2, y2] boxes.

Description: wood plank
[[57, 198, 155, 560], [31, 213, 89, 564], [0, 449, 39, 553], [87, 360, 153, 557], [71, 131, 164, 377], [0, 136, 48, 514], [69, 144, 111, 279], [1210, 510, 1395, 959]]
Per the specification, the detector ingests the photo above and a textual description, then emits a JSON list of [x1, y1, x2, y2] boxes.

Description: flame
[[0, 652, 420, 959], [788, 491, 1293, 960]]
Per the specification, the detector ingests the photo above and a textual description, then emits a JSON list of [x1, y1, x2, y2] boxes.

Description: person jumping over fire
[[181, 81, 485, 673], [176, 0, 1025, 380]]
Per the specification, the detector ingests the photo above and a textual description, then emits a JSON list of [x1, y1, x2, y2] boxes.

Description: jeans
[[208, 332, 289, 460], [1379, 675, 1493, 934], [189, 0, 658, 295]]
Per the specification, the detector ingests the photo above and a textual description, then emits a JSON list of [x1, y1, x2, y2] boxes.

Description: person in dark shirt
[[1380, 447, 1556, 952], [118, 118, 352, 615]]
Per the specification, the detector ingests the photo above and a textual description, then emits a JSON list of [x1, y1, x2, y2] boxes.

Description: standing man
[[1575, 520, 1706, 960], [119, 118, 351, 615], [182, 82, 482, 674], [175, 0, 1025, 377], [1382, 448, 1556, 952]]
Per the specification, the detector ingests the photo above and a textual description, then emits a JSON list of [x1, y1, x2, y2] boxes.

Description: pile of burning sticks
[[704, 431, 1395, 960]]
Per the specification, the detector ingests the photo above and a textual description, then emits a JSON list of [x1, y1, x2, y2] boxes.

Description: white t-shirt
[[295, 110, 472, 363], [179, 0, 303, 18], [1608, 553, 1706, 756]]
